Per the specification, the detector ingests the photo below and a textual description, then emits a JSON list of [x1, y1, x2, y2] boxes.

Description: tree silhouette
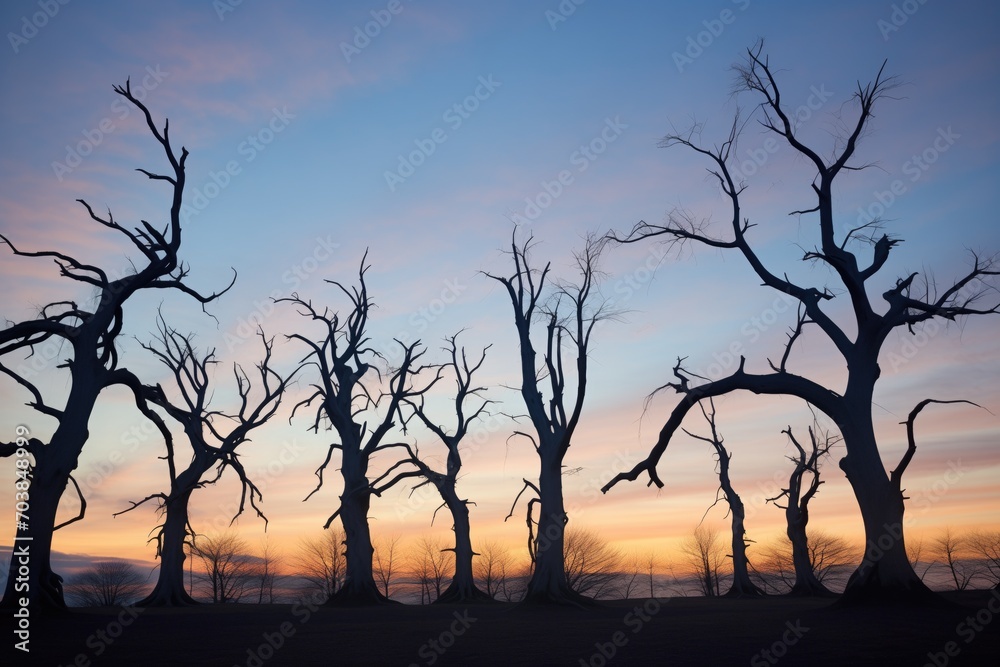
[[563, 528, 623, 599], [0, 80, 233, 612], [282, 256, 428, 605], [681, 525, 726, 597], [487, 229, 610, 606], [371, 333, 494, 603], [66, 561, 148, 607], [967, 530, 1000, 590], [474, 541, 515, 600], [192, 532, 254, 603], [767, 420, 838, 595], [114, 318, 291, 606], [602, 43, 999, 604], [294, 529, 346, 600], [683, 399, 763, 597]]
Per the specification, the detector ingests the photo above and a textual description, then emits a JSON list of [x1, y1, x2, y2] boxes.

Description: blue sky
[[1, 0, 998, 569]]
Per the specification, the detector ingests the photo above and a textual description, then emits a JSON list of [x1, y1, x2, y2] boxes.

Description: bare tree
[[603, 42, 999, 604], [0, 80, 233, 612], [193, 532, 254, 603], [67, 561, 149, 607], [757, 532, 854, 594], [294, 529, 346, 600], [619, 553, 643, 600], [371, 334, 494, 603], [475, 541, 514, 600], [646, 552, 658, 599], [683, 399, 762, 597], [681, 526, 726, 597], [563, 528, 623, 599], [412, 536, 453, 604], [967, 530, 1000, 589], [487, 230, 610, 605], [282, 254, 428, 605], [114, 318, 291, 606], [253, 538, 282, 604], [373, 535, 401, 601], [767, 420, 837, 596], [931, 529, 979, 591]]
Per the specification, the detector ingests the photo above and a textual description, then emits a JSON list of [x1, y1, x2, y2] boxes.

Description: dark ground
[[4, 590, 999, 666]]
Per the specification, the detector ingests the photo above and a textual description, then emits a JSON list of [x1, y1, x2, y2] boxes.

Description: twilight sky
[[1, 0, 998, 574]]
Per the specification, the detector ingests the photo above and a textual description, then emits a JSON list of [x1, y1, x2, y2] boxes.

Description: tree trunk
[[2, 403, 95, 613], [786, 506, 833, 596], [522, 449, 590, 606], [2, 461, 69, 613], [837, 389, 937, 604], [724, 495, 763, 597], [327, 454, 388, 606], [436, 485, 492, 603], [138, 487, 198, 606]]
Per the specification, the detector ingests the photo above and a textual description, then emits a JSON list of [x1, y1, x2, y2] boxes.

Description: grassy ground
[[4, 590, 999, 666]]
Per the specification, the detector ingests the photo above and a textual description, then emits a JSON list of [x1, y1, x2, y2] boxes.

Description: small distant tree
[[295, 529, 346, 599], [757, 532, 854, 594], [967, 530, 1000, 589], [67, 561, 148, 607], [563, 528, 623, 599], [253, 538, 282, 604], [618, 553, 644, 600], [193, 533, 254, 603], [930, 529, 979, 591], [682, 526, 726, 597], [373, 535, 401, 600], [475, 541, 513, 600], [412, 537, 453, 604]]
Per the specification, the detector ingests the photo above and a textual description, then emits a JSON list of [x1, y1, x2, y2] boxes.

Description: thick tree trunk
[[436, 485, 492, 603], [522, 450, 591, 606], [328, 454, 389, 606], [2, 402, 94, 614], [837, 386, 937, 605], [138, 487, 198, 607], [724, 495, 763, 597], [2, 463, 69, 613]]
